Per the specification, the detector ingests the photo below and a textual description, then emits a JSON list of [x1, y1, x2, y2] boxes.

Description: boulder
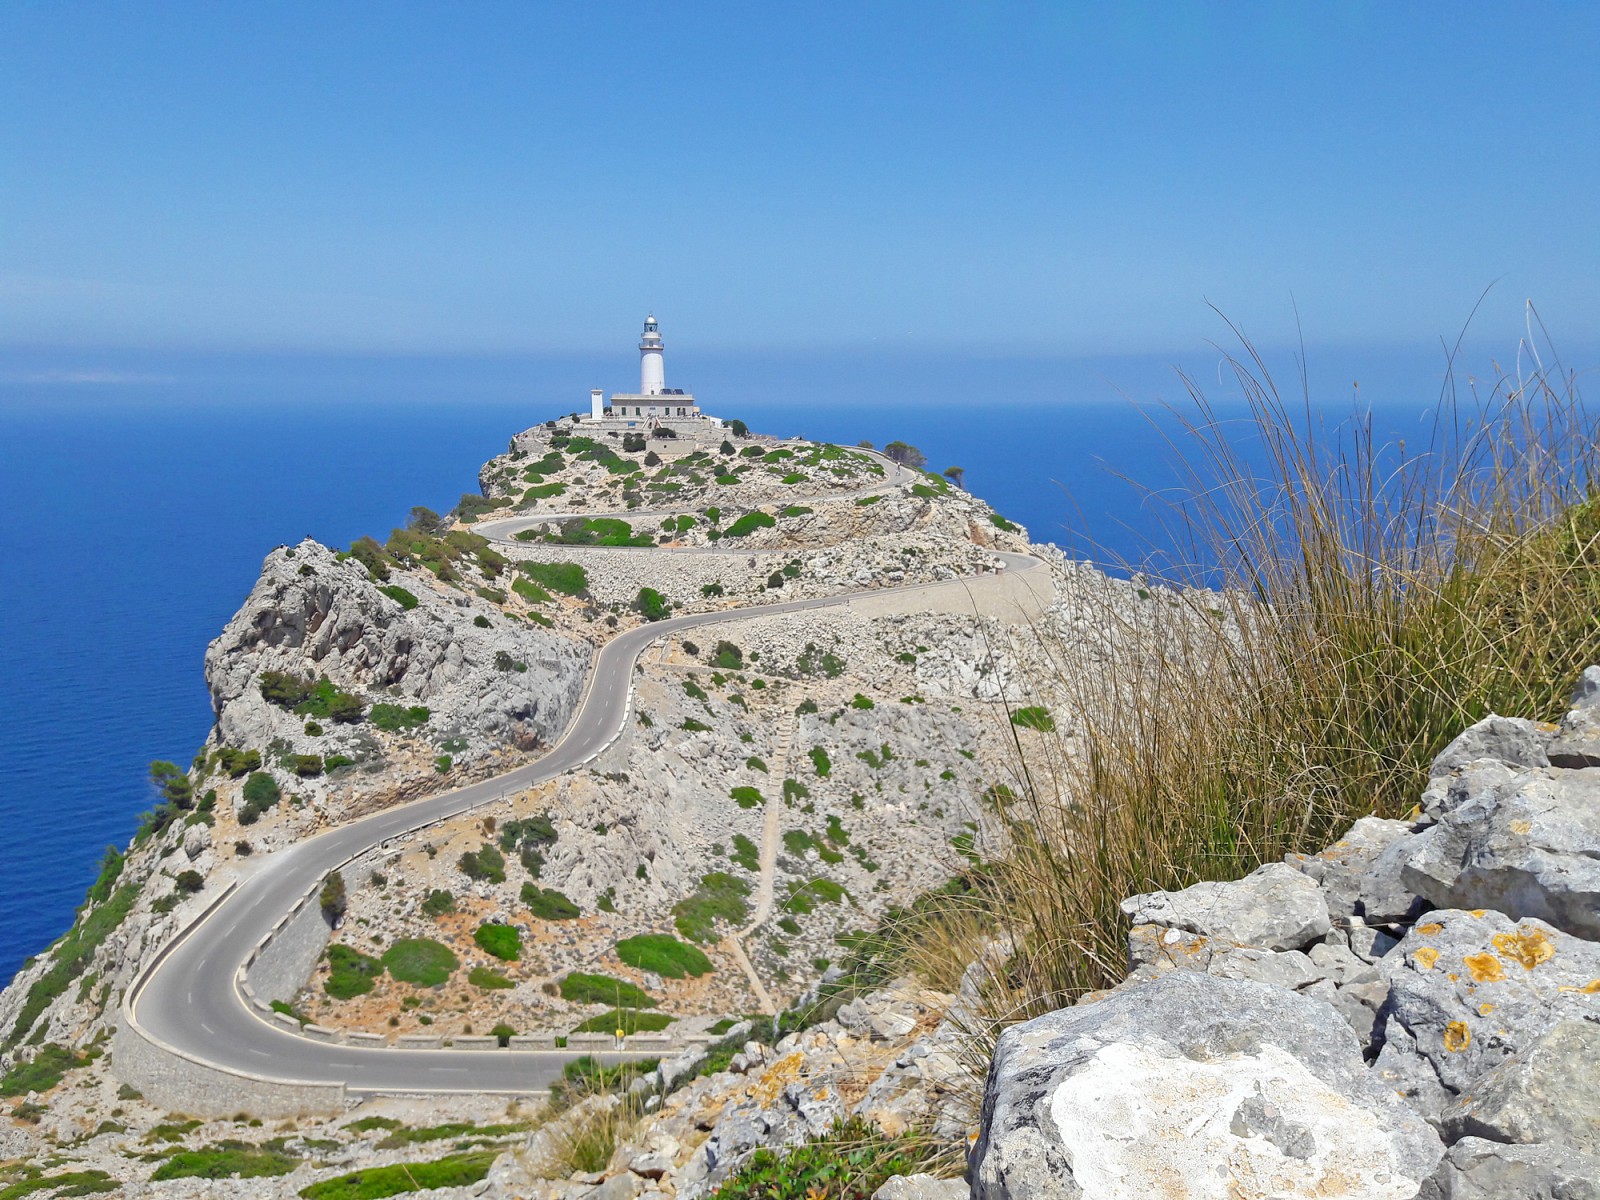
[[1118, 863, 1331, 952], [1416, 1137, 1600, 1200], [1287, 815, 1420, 920], [1546, 665, 1600, 768], [1380, 909, 1600, 1097], [969, 972, 1441, 1199], [1441, 1018, 1600, 1152], [1397, 768, 1600, 940], [1429, 714, 1553, 778], [872, 1175, 968, 1200]]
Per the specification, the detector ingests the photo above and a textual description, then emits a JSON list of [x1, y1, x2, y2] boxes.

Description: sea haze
[[0, 342, 1494, 982]]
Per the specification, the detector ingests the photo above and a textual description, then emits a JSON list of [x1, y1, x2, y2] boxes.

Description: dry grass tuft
[[987, 312, 1600, 1022]]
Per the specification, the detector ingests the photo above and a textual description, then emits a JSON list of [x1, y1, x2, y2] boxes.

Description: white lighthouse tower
[[580, 313, 709, 429], [639, 313, 665, 396]]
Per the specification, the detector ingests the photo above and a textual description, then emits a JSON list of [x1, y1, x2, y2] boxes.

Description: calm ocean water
[[0, 342, 1507, 982]]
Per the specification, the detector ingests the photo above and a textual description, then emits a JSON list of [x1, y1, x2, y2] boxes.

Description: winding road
[[124, 453, 1045, 1101]]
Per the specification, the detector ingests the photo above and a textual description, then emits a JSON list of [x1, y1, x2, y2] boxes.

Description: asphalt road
[[130, 539, 1041, 1096]]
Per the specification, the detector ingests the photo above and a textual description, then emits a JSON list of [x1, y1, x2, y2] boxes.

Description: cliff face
[[205, 538, 590, 805]]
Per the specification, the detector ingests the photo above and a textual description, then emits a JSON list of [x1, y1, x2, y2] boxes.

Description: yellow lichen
[[1492, 927, 1555, 970], [1463, 953, 1505, 982], [1443, 1021, 1471, 1052], [1416, 922, 1444, 936], [1510, 819, 1533, 835], [1413, 947, 1440, 970], [1469, 909, 1487, 919], [1478, 1003, 1495, 1015]]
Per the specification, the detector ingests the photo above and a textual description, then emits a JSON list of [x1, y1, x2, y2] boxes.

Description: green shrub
[[0, 1170, 118, 1196], [174, 869, 204, 895], [745, 755, 768, 773], [808, 747, 832, 777], [290, 753, 324, 777], [259, 670, 312, 707], [730, 786, 764, 809], [511, 577, 550, 604], [297, 1152, 498, 1199], [85, 846, 124, 906], [151, 1145, 299, 1181], [217, 747, 262, 778], [711, 1117, 947, 1200], [459, 844, 506, 883], [325, 944, 383, 999], [780, 505, 813, 518], [730, 833, 760, 871], [4, 881, 137, 1047], [681, 718, 711, 732], [672, 873, 752, 944], [369, 702, 430, 732], [516, 560, 588, 596], [420, 889, 455, 917], [615, 933, 713, 979], [1009, 706, 1056, 732], [240, 771, 280, 823], [149, 760, 193, 808], [474, 923, 521, 961], [381, 938, 457, 986], [522, 884, 579, 920], [378, 584, 420, 610], [723, 511, 777, 538], [0, 1044, 85, 1097], [635, 587, 672, 621], [988, 513, 1020, 533], [850, 693, 875, 709], [572, 1009, 673, 1034], [324, 754, 355, 771], [559, 972, 657, 1008], [469, 966, 513, 989], [711, 640, 744, 669]]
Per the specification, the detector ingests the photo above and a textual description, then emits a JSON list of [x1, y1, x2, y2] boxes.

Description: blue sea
[[0, 341, 1543, 983]]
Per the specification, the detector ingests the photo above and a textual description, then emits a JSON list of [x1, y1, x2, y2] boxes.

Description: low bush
[[723, 511, 776, 538], [516, 560, 589, 596], [420, 889, 455, 917], [474, 923, 521, 961], [1009, 705, 1055, 732], [511, 577, 550, 604], [711, 1117, 949, 1200], [378, 584, 420, 610], [369, 702, 430, 732], [0, 1044, 85, 1096], [615, 933, 713, 979], [730, 833, 760, 871], [290, 753, 323, 777], [151, 1145, 299, 1181], [635, 586, 671, 621], [297, 1151, 498, 1200], [217, 747, 261, 777], [469, 966, 513, 989], [572, 1009, 673, 1034], [381, 938, 457, 986], [730, 786, 763, 809], [459, 843, 506, 883], [673, 872, 752, 944], [559, 971, 657, 1008], [522, 884, 580, 920], [808, 747, 832, 776], [324, 944, 383, 999]]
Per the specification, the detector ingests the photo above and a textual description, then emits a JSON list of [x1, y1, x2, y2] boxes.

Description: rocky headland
[[3, 411, 1590, 1199]]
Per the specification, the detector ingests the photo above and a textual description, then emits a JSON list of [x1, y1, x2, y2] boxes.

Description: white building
[[585, 314, 714, 428]]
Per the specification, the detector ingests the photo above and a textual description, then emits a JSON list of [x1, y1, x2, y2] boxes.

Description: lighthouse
[[579, 313, 710, 430], [639, 313, 665, 396]]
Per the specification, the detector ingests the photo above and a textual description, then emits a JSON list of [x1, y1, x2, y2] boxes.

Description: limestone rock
[[1547, 665, 1600, 768], [1381, 909, 1600, 1097], [873, 1175, 968, 1200], [969, 971, 1441, 1200], [1118, 862, 1331, 952], [1430, 714, 1553, 778], [1286, 815, 1420, 920], [1441, 1018, 1600, 1152], [1416, 1137, 1600, 1200], [1397, 767, 1600, 940]]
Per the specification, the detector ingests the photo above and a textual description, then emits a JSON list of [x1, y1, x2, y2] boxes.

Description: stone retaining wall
[[112, 1017, 344, 1118], [245, 881, 336, 1002]]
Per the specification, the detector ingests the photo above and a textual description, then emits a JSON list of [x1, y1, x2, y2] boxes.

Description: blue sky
[[3, 2, 1597, 358]]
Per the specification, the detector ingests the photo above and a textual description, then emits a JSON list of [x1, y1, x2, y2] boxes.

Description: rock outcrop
[[965, 668, 1600, 1200]]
